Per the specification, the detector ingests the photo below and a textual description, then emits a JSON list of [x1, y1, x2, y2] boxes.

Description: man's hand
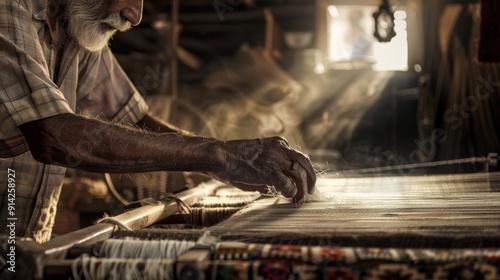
[[212, 137, 316, 201]]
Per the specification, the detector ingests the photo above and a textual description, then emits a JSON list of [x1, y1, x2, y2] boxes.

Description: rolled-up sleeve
[[76, 47, 149, 125], [0, 0, 73, 136]]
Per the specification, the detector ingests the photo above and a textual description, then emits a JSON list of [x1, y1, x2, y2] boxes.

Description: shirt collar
[[31, 1, 45, 20]]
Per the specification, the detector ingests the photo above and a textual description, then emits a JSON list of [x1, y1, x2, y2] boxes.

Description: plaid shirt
[[0, 0, 148, 243]]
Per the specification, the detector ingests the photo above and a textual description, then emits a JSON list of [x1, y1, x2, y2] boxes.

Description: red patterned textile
[[208, 243, 500, 279]]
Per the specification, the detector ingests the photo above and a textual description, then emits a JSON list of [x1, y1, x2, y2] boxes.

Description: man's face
[[65, 0, 140, 52]]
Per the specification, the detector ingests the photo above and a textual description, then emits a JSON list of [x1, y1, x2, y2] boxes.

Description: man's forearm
[[136, 113, 190, 134], [20, 113, 225, 173]]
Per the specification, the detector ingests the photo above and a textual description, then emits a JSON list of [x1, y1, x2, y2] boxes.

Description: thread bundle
[[72, 255, 175, 280]]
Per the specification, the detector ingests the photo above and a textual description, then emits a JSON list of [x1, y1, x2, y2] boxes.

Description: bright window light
[[327, 5, 408, 71]]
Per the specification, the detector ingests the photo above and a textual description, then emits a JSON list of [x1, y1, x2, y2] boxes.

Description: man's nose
[[110, 0, 143, 26]]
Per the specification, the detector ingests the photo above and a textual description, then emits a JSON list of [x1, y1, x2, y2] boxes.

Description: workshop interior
[[4, 0, 500, 279]]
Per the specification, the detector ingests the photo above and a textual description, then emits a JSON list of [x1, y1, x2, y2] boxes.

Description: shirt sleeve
[[0, 0, 74, 136], [75, 47, 149, 125]]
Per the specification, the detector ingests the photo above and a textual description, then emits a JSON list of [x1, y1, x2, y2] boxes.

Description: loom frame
[[12, 180, 225, 280]]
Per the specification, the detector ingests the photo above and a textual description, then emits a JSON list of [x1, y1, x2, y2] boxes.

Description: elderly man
[[0, 0, 316, 243]]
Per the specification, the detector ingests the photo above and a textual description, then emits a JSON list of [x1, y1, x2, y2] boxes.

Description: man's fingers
[[284, 161, 308, 201], [269, 172, 297, 198], [304, 158, 317, 194], [286, 152, 317, 196], [273, 137, 317, 198]]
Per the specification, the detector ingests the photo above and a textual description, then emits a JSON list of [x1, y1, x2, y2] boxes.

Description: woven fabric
[[207, 173, 500, 278], [210, 173, 500, 239]]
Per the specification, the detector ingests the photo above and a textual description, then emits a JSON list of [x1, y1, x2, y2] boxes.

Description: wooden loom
[[9, 169, 500, 279]]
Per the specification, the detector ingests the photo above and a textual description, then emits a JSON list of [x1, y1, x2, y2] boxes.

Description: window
[[327, 5, 408, 71]]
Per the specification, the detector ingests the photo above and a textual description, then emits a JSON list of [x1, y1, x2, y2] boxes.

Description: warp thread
[[192, 188, 261, 207], [135, 171, 169, 200], [262, 185, 280, 197], [303, 186, 336, 203], [188, 207, 242, 227], [276, 180, 336, 203], [214, 186, 260, 197], [99, 239, 196, 259], [72, 255, 174, 280], [192, 200, 250, 208]]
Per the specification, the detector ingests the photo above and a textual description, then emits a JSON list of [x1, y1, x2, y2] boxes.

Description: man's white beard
[[65, 0, 132, 52]]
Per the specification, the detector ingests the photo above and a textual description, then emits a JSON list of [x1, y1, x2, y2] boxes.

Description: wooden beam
[[41, 180, 225, 259]]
